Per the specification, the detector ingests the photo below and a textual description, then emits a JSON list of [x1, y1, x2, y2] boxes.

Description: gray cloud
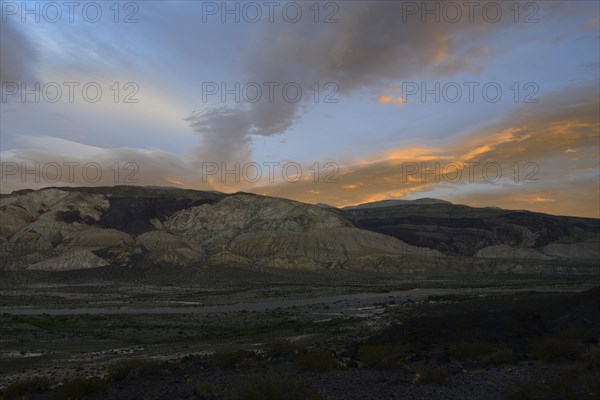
[[0, 140, 196, 193], [186, 106, 254, 163], [190, 1, 557, 162], [0, 23, 38, 83]]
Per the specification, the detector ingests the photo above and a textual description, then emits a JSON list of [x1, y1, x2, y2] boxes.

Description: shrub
[[448, 340, 516, 365], [55, 377, 109, 400], [297, 352, 336, 372], [263, 339, 305, 359], [543, 369, 582, 400], [108, 358, 162, 382], [195, 381, 221, 399], [559, 326, 595, 343], [532, 335, 580, 361], [3, 377, 51, 400], [583, 344, 600, 370], [357, 343, 405, 369], [502, 380, 536, 400], [232, 376, 324, 400], [449, 340, 492, 360], [502, 368, 586, 400], [413, 365, 451, 385], [532, 326, 593, 362], [208, 349, 254, 369], [480, 348, 517, 366]]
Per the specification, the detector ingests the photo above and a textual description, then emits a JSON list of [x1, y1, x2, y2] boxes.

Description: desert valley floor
[[1, 267, 599, 400]]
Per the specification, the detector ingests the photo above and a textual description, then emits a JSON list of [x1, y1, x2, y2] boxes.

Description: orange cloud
[[253, 86, 599, 218], [164, 177, 184, 186], [581, 17, 599, 30], [434, 36, 450, 65], [377, 94, 405, 105], [2, 86, 597, 219], [532, 197, 556, 203]]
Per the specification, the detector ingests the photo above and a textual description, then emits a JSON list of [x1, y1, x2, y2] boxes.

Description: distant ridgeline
[[0, 186, 598, 274]]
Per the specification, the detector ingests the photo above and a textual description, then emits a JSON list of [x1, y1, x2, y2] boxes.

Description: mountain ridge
[[1, 186, 598, 274], [343, 198, 452, 210]]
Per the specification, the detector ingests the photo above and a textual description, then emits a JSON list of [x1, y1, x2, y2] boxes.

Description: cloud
[[0, 137, 197, 193], [190, 1, 522, 162], [0, 23, 38, 83], [2, 83, 598, 217], [581, 17, 599, 30], [186, 106, 254, 164], [2, 2, 597, 218], [377, 95, 404, 105], [253, 84, 600, 218], [440, 175, 599, 218]]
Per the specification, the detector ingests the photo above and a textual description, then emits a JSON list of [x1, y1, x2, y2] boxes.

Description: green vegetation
[[413, 364, 451, 385], [208, 349, 255, 369], [448, 340, 517, 365], [2, 377, 51, 400], [232, 376, 325, 400], [108, 359, 162, 382], [55, 377, 109, 400], [297, 351, 337, 371], [195, 381, 221, 399], [503, 368, 600, 400], [262, 338, 306, 359], [532, 336, 579, 361], [531, 326, 594, 362], [1, 278, 596, 400], [532, 335, 580, 361], [480, 348, 517, 365], [583, 344, 600, 370], [357, 343, 406, 369]]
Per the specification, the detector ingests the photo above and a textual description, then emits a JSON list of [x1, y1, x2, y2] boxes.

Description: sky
[[0, 0, 599, 217]]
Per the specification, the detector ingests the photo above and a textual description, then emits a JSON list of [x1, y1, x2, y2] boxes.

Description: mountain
[[0, 186, 439, 272], [343, 198, 452, 210], [0, 186, 598, 274], [342, 200, 600, 263]]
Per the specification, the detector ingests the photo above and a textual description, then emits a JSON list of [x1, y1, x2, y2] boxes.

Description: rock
[[227, 227, 442, 269], [207, 250, 252, 266], [345, 203, 600, 262], [136, 230, 203, 266], [27, 249, 109, 271], [60, 228, 134, 250], [162, 194, 353, 244], [1, 186, 597, 272], [0, 188, 70, 238], [475, 245, 554, 260], [541, 240, 600, 260]]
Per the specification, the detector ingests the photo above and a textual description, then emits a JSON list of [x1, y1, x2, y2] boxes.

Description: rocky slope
[[0, 187, 597, 272], [0, 187, 439, 271], [343, 200, 600, 264]]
